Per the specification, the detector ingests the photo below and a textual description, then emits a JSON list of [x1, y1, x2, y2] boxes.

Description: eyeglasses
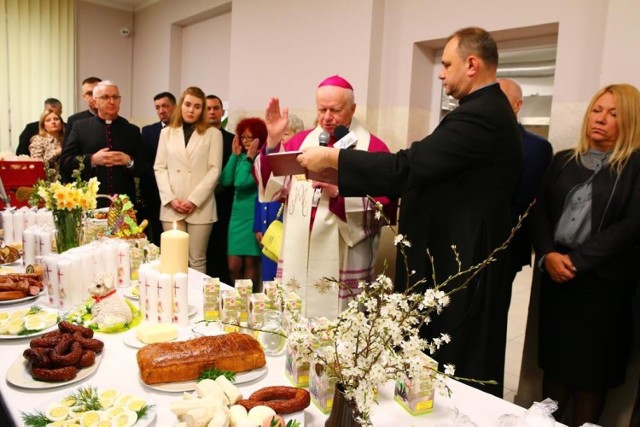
[[96, 95, 122, 102], [240, 136, 255, 141]]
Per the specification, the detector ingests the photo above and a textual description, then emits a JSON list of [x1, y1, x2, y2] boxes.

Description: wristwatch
[[246, 156, 255, 164]]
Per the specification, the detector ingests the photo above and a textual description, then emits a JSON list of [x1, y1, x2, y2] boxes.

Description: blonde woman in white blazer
[[154, 86, 223, 273]]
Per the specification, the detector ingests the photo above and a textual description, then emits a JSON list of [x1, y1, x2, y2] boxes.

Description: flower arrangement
[[279, 199, 525, 426], [29, 166, 100, 252]]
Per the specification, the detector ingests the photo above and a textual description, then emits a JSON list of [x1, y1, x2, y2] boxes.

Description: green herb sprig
[[21, 411, 49, 427], [197, 367, 236, 382]]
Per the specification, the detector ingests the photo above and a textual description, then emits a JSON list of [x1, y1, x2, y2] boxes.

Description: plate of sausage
[[6, 321, 105, 389], [6, 351, 103, 390]]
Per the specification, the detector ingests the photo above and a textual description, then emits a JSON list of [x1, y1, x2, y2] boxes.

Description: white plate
[[122, 284, 139, 300], [0, 307, 59, 339], [31, 385, 156, 426], [6, 350, 103, 390], [0, 257, 22, 266], [0, 289, 44, 305], [123, 327, 191, 349], [141, 365, 268, 393]]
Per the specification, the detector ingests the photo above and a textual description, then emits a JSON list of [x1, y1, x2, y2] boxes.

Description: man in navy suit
[[498, 78, 553, 292], [205, 94, 234, 285], [140, 91, 176, 245]]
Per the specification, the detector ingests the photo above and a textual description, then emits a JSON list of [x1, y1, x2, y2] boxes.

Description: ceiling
[[82, 0, 157, 12]]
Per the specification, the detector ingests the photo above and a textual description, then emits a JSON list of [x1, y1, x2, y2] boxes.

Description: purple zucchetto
[[317, 75, 353, 90]]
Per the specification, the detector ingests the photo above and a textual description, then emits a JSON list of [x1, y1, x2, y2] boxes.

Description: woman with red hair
[[220, 117, 266, 288]]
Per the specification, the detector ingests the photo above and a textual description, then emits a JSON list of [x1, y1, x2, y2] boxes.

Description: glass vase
[[53, 209, 83, 253], [325, 383, 363, 427]]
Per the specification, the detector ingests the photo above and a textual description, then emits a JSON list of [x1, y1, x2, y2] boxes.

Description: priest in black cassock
[[298, 27, 522, 397], [60, 80, 147, 208]]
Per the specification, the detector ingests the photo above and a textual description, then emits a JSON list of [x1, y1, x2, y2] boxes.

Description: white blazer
[[154, 126, 223, 224]]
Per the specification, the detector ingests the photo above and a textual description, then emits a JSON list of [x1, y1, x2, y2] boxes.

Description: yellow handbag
[[261, 204, 284, 262]]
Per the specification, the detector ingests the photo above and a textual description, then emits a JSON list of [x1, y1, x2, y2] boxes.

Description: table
[[0, 269, 532, 426]]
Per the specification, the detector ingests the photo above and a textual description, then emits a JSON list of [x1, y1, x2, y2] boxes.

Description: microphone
[[318, 131, 330, 147], [333, 125, 358, 149]]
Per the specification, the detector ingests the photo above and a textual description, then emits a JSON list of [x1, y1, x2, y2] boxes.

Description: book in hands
[[266, 151, 338, 185]]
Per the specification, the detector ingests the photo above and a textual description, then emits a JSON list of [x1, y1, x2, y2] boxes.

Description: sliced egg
[[125, 398, 146, 412], [46, 421, 67, 427], [104, 405, 125, 419], [45, 403, 70, 422], [24, 314, 46, 331], [9, 308, 29, 320], [42, 311, 59, 327], [99, 398, 114, 410], [80, 410, 102, 426], [98, 388, 120, 401], [109, 409, 137, 427], [0, 311, 9, 321], [113, 394, 134, 407], [0, 320, 10, 334], [61, 397, 77, 407], [95, 421, 112, 427], [6, 318, 24, 335]]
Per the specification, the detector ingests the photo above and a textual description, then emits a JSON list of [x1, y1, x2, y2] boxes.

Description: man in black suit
[[16, 98, 63, 155], [64, 77, 101, 146], [60, 80, 146, 207], [139, 91, 176, 245], [498, 78, 553, 293], [205, 94, 234, 284], [299, 27, 522, 397]]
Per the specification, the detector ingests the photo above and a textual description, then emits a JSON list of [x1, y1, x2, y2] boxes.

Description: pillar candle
[[68, 255, 84, 306], [173, 272, 189, 326], [12, 210, 24, 246], [145, 267, 159, 323], [43, 255, 60, 308], [159, 224, 189, 275], [22, 229, 36, 266], [79, 252, 95, 294], [116, 241, 131, 288], [56, 258, 72, 310], [157, 273, 173, 323], [23, 209, 36, 230], [36, 209, 49, 226], [103, 242, 118, 280], [36, 230, 53, 256], [2, 210, 13, 244], [137, 263, 150, 320]]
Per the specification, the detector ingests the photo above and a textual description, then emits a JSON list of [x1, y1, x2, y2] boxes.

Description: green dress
[[219, 153, 261, 256]]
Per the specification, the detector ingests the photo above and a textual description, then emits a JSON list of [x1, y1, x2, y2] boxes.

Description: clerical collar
[[105, 120, 113, 124]]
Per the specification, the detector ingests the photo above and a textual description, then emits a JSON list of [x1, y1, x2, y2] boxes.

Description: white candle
[[145, 267, 159, 323], [56, 258, 72, 309], [173, 272, 189, 326], [157, 273, 173, 323], [12, 210, 23, 245], [2, 210, 13, 244], [116, 241, 131, 288], [79, 252, 94, 294], [160, 223, 189, 275], [43, 255, 60, 308], [104, 241, 118, 280], [137, 263, 150, 320], [22, 229, 36, 266], [23, 209, 36, 230]]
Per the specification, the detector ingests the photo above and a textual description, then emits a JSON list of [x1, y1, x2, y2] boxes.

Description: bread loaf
[[137, 333, 266, 384]]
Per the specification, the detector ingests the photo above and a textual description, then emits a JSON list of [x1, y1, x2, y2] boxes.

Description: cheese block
[[136, 323, 178, 344], [137, 333, 266, 385]]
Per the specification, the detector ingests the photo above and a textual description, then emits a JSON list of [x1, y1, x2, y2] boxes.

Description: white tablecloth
[[0, 269, 532, 426]]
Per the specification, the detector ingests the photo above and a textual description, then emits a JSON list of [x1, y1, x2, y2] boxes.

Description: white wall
[[76, 1, 133, 118], [79, 0, 640, 148]]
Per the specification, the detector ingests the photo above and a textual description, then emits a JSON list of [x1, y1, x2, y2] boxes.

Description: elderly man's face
[[315, 86, 356, 136], [94, 85, 121, 120]]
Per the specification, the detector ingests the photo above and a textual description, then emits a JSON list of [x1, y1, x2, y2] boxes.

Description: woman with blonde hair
[[155, 86, 223, 273], [29, 109, 65, 175], [532, 83, 640, 425]]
